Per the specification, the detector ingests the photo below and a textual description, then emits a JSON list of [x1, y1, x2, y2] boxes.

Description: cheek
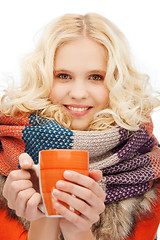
[[50, 84, 65, 103], [95, 86, 110, 106]]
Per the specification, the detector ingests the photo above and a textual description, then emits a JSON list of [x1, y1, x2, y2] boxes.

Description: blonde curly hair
[[1, 13, 159, 130]]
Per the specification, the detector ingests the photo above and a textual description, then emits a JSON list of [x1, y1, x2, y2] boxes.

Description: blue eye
[[57, 74, 71, 79], [89, 75, 104, 81]]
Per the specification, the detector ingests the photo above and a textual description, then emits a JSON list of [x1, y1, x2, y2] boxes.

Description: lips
[[64, 105, 92, 117]]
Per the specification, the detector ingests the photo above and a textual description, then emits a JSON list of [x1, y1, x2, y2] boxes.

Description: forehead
[[54, 37, 108, 70]]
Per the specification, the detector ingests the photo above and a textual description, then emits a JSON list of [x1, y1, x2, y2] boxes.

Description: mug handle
[[31, 164, 45, 214], [31, 164, 40, 177]]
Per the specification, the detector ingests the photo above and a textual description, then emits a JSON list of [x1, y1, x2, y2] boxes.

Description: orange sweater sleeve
[[0, 206, 28, 240]]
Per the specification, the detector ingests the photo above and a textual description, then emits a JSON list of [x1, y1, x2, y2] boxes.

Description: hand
[[2, 153, 44, 221], [52, 170, 106, 237]]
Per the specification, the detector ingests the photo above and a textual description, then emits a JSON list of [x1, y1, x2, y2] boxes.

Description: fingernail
[[22, 159, 29, 165], [54, 202, 61, 209], [53, 189, 60, 196], [52, 188, 58, 200], [64, 170, 72, 179], [56, 180, 65, 188]]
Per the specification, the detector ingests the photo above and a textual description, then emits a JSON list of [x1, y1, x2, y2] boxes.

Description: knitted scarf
[[0, 112, 160, 204]]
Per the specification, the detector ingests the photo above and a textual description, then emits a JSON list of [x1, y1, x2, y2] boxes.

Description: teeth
[[67, 106, 89, 112]]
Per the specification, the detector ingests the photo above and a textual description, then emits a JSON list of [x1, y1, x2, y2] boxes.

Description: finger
[[3, 170, 31, 198], [53, 201, 92, 231], [15, 188, 36, 217], [63, 171, 105, 200], [52, 189, 103, 221], [8, 169, 31, 181], [55, 181, 105, 213], [89, 170, 102, 182], [7, 180, 33, 208], [25, 192, 44, 221], [19, 153, 34, 169]]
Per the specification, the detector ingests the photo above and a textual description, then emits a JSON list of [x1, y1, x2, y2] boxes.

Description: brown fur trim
[[92, 179, 160, 240]]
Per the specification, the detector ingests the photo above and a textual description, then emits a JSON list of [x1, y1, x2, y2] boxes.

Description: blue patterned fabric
[[22, 114, 74, 164]]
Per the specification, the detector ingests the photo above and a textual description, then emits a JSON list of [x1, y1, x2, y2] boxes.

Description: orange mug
[[36, 149, 89, 217]]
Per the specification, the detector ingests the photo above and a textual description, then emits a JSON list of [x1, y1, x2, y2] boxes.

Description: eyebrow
[[86, 70, 106, 75], [54, 69, 73, 75], [54, 69, 106, 75]]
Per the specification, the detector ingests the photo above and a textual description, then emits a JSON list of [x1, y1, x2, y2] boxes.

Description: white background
[[0, 0, 160, 238]]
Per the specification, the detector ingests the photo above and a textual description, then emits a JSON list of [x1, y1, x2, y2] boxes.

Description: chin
[[71, 123, 89, 131]]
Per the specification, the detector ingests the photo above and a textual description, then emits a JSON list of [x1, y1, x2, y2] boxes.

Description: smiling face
[[50, 37, 109, 131]]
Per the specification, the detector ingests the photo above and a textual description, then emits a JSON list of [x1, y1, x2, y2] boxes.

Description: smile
[[67, 106, 89, 112], [64, 105, 92, 117]]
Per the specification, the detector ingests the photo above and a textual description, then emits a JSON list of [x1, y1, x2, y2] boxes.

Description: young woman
[[0, 13, 160, 240]]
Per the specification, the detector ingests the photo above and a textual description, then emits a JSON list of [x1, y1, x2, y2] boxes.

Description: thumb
[[19, 153, 34, 169], [89, 170, 103, 182]]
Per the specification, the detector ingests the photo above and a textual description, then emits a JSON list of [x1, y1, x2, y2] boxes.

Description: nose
[[69, 80, 88, 100]]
